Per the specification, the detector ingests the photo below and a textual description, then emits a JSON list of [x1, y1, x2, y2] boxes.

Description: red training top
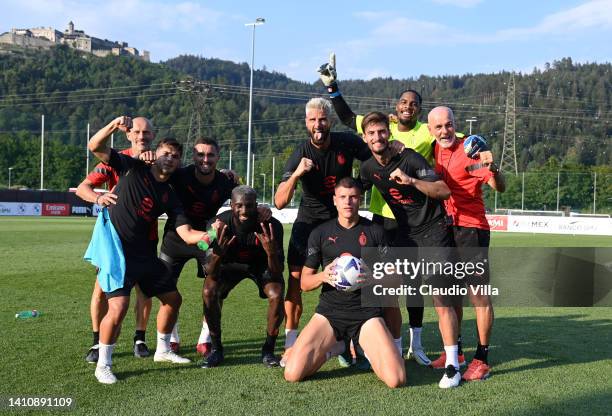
[[86, 148, 133, 190], [434, 139, 493, 230]]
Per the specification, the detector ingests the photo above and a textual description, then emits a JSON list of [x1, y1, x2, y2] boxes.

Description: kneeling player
[[201, 186, 285, 368], [283, 178, 405, 388]]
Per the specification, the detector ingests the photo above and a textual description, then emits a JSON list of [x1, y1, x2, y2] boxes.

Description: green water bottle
[[15, 310, 41, 319], [197, 229, 218, 251]]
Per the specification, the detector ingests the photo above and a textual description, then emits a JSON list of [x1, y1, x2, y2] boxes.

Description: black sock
[[474, 343, 489, 364], [262, 334, 278, 354], [134, 330, 146, 344], [457, 334, 463, 355], [407, 307, 424, 328], [211, 334, 223, 352], [93, 331, 100, 346]]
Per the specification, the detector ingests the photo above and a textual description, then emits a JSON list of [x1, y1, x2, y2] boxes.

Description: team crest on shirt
[[321, 176, 337, 195], [337, 153, 346, 165], [359, 232, 367, 246]]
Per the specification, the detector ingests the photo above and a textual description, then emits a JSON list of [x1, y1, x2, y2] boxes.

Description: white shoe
[[95, 365, 117, 384], [154, 351, 191, 364], [439, 365, 461, 388], [407, 347, 432, 366]]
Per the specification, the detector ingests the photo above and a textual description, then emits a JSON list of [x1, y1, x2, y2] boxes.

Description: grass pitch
[[1, 217, 611, 415]]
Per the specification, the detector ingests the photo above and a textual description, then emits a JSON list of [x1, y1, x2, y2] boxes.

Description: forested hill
[[0, 45, 610, 193]]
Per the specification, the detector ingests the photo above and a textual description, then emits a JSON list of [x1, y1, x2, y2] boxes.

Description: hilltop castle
[[0, 21, 149, 61]]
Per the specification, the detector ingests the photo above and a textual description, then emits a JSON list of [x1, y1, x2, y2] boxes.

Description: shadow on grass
[[417, 313, 612, 378], [107, 312, 612, 389]]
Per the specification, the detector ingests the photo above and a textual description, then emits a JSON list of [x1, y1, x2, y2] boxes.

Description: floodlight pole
[[8, 167, 13, 188], [86, 123, 90, 176], [466, 117, 477, 135], [261, 173, 266, 204], [245, 17, 265, 186], [40, 115, 44, 190]]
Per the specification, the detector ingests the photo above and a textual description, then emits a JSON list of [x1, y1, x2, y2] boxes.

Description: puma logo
[[327, 236, 338, 243]]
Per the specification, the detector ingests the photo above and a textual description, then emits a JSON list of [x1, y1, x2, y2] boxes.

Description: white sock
[[170, 322, 180, 343], [284, 329, 299, 349], [393, 337, 402, 357], [97, 343, 115, 368], [444, 344, 459, 370], [156, 332, 171, 354], [198, 321, 211, 344], [410, 326, 422, 350]]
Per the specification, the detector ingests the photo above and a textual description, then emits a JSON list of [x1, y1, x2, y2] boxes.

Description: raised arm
[[88, 116, 132, 163], [318, 52, 358, 131], [274, 157, 313, 209]]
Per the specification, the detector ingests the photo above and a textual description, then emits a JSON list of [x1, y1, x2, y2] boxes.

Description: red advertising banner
[[486, 214, 508, 231], [42, 203, 70, 216]]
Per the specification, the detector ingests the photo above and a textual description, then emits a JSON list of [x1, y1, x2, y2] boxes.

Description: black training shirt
[[360, 149, 445, 234], [281, 132, 370, 223], [163, 166, 236, 247], [106, 149, 188, 258], [305, 217, 387, 315], [207, 209, 285, 273]]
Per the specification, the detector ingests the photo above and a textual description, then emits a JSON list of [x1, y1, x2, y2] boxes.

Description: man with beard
[[159, 138, 237, 355], [201, 186, 285, 368], [428, 106, 505, 381], [358, 112, 464, 388], [76, 116, 155, 363], [319, 53, 432, 364], [274, 97, 372, 365], [86, 116, 218, 384]]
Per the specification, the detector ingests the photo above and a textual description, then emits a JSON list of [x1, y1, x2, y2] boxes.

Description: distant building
[[0, 21, 150, 61]]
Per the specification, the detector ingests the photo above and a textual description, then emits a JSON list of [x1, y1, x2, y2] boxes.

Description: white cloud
[[430, 0, 484, 7], [495, 0, 612, 40]]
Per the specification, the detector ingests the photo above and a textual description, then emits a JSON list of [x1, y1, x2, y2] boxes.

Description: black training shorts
[[159, 243, 207, 281], [315, 304, 382, 342], [452, 225, 491, 286], [106, 256, 176, 298], [287, 221, 322, 267], [212, 263, 284, 300]]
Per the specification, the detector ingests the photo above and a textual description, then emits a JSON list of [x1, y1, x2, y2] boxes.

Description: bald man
[[428, 106, 505, 381], [76, 116, 155, 363]]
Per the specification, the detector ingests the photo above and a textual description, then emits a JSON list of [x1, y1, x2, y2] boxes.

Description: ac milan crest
[[359, 231, 367, 246]]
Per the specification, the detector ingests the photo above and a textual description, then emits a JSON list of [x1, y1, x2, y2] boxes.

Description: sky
[[1, 0, 612, 83]]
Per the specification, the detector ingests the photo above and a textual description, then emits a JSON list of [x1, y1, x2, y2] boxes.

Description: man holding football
[[284, 177, 405, 388]]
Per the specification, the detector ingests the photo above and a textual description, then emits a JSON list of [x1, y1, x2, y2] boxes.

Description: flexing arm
[[88, 116, 132, 163], [487, 166, 506, 193], [389, 168, 451, 200], [476, 151, 506, 193], [274, 157, 313, 209]]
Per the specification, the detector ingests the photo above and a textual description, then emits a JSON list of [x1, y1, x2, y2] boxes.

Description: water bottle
[[15, 309, 40, 319], [197, 229, 218, 251]]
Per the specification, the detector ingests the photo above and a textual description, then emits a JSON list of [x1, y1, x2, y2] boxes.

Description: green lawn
[[1, 217, 611, 415]]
